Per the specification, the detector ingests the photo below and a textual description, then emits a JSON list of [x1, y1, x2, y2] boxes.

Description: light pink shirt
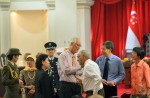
[[131, 60, 150, 95], [58, 50, 82, 83]]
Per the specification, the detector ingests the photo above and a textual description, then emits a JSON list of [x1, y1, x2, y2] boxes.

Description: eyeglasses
[[101, 48, 107, 51], [75, 43, 81, 47], [27, 59, 34, 62]]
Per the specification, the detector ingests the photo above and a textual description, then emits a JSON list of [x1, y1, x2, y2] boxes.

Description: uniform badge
[[56, 62, 58, 65]]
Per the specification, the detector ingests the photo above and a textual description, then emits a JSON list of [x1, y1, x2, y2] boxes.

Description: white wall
[[10, 10, 48, 55], [55, 0, 77, 47], [11, 0, 41, 1]]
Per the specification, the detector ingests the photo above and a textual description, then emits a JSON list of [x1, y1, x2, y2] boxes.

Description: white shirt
[[58, 50, 82, 83], [82, 59, 103, 94], [48, 56, 54, 61]]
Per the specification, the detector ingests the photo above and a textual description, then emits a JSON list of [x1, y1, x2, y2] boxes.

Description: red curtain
[[91, 0, 150, 60], [99, 0, 121, 4]]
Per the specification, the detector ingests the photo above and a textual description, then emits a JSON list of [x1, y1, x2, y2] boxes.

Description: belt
[[86, 89, 102, 94], [61, 81, 78, 85]]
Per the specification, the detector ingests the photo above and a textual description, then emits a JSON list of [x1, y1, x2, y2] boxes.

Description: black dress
[[35, 69, 54, 98]]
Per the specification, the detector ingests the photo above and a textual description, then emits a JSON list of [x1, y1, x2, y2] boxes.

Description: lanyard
[[8, 66, 18, 79]]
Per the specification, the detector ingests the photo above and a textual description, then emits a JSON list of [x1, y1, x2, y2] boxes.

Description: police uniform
[[44, 42, 60, 98]]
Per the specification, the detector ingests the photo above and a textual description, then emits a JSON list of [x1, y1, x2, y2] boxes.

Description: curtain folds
[[99, 0, 121, 4]]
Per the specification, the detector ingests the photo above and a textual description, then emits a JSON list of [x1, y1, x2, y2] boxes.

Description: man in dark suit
[[44, 42, 60, 98], [2, 48, 24, 98]]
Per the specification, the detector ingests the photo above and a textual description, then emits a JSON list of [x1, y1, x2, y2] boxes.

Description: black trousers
[[59, 81, 81, 98], [85, 88, 104, 98], [104, 85, 117, 98], [54, 90, 60, 98]]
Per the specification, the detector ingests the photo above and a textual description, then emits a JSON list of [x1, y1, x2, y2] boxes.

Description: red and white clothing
[[131, 60, 150, 95], [58, 50, 82, 83]]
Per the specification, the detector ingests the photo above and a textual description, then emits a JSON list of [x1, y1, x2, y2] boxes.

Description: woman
[[35, 54, 54, 98], [22, 53, 31, 67], [20, 55, 37, 98], [2, 48, 23, 98], [131, 47, 150, 98]]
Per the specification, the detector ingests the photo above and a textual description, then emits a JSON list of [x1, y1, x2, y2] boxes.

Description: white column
[[77, 0, 94, 56], [46, 0, 56, 42], [0, 2, 11, 53], [55, 0, 77, 47]]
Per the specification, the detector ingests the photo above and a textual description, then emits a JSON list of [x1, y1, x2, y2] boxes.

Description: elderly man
[[77, 50, 104, 98], [2, 48, 24, 98], [58, 37, 82, 98], [96, 41, 125, 98]]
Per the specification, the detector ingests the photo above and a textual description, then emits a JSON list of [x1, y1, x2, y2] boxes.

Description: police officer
[[44, 42, 60, 98]]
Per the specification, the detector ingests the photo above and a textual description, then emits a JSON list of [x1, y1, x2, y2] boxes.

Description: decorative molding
[[0, 0, 10, 2], [77, 0, 94, 9], [45, 0, 55, 10], [10, 1, 48, 10], [0, 2, 10, 11]]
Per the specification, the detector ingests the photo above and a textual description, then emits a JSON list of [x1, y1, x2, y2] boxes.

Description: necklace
[[27, 71, 35, 80]]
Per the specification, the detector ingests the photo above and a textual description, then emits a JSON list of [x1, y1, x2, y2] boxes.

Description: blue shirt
[[96, 54, 125, 85]]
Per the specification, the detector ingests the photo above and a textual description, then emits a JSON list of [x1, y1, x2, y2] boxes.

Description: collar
[[8, 60, 15, 66], [84, 59, 91, 66], [105, 53, 114, 60], [67, 50, 76, 57], [134, 60, 144, 67], [48, 56, 54, 60]]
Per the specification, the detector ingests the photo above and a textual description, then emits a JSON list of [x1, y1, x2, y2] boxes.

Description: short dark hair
[[103, 41, 114, 52], [7, 55, 18, 60], [133, 47, 145, 59], [36, 54, 48, 70]]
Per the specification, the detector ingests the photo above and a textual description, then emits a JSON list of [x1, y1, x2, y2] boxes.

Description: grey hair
[[79, 50, 90, 59], [69, 37, 80, 44]]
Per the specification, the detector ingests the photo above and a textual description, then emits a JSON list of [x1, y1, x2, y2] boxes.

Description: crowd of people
[[1, 37, 150, 98]]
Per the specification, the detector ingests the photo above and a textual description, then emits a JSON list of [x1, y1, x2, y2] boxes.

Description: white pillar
[[0, 2, 11, 53], [77, 0, 94, 56], [46, 0, 56, 42], [55, 0, 77, 47]]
